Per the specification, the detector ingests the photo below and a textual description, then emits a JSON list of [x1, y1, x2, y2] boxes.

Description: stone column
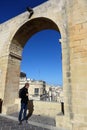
[[2, 53, 21, 114], [2, 39, 22, 114], [56, 37, 72, 130], [66, 0, 87, 129], [4, 54, 21, 105], [0, 56, 8, 100]]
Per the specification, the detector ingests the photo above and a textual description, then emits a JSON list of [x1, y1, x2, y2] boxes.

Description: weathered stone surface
[[0, 0, 87, 130]]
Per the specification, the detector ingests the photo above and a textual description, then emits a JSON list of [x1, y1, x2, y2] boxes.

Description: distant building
[[19, 72, 27, 87], [45, 84, 64, 102], [19, 72, 64, 102], [28, 80, 46, 100], [19, 72, 46, 100]]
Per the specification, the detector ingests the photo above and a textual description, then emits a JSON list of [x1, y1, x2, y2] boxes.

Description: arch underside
[[12, 17, 60, 47]]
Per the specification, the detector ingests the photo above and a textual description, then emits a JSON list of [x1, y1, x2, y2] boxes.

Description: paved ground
[[9, 112, 56, 126], [0, 115, 49, 130], [0, 113, 65, 130]]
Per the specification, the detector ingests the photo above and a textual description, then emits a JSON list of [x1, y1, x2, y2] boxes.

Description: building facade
[[19, 73, 46, 100], [19, 72, 63, 102]]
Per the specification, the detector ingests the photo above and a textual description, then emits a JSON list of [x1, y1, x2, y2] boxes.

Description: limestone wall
[[33, 101, 61, 118], [15, 99, 61, 118], [56, 0, 87, 129], [0, 0, 67, 110], [0, 56, 8, 99], [0, 0, 87, 130], [66, 0, 87, 129]]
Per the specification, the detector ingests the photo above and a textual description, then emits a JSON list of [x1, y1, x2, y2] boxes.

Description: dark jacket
[[21, 86, 29, 104]]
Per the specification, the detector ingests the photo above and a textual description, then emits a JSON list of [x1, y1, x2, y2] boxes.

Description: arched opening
[[12, 17, 60, 47], [4, 17, 63, 108], [20, 29, 62, 102]]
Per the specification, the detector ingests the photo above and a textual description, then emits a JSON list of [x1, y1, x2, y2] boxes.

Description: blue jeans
[[18, 103, 28, 121]]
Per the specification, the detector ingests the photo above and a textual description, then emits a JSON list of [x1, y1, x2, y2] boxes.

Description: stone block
[[2, 104, 18, 114]]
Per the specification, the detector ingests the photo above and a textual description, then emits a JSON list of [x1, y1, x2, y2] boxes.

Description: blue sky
[[0, 0, 48, 23], [0, 0, 63, 86], [21, 30, 62, 86]]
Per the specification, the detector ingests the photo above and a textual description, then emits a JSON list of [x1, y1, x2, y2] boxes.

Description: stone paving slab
[[0, 114, 66, 130], [9, 112, 56, 126], [0, 116, 49, 130]]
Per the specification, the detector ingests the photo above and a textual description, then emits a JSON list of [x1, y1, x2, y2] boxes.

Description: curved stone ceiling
[[12, 17, 60, 47]]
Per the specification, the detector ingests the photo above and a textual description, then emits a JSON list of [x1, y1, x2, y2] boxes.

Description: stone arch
[[11, 17, 60, 47], [0, 0, 87, 129], [4, 17, 62, 106], [0, 0, 71, 128], [0, 9, 71, 129]]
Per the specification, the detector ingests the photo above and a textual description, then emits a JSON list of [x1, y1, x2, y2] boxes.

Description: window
[[34, 88, 39, 95]]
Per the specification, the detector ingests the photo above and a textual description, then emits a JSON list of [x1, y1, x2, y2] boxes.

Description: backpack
[[19, 87, 23, 98]]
